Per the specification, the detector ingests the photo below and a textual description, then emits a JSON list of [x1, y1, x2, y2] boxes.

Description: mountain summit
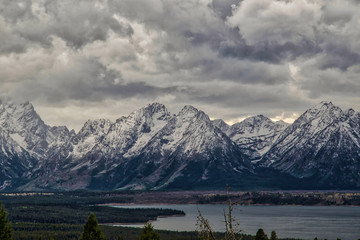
[[260, 101, 360, 188], [0, 100, 359, 191], [214, 115, 289, 161]]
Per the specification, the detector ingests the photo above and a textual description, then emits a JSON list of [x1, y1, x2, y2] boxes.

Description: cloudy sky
[[1, 0, 360, 131]]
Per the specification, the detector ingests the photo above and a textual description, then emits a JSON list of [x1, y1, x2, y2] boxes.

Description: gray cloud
[[219, 38, 322, 64], [225, 0, 360, 70], [0, 0, 34, 23], [319, 44, 360, 71], [321, 0, 359, 25], [227, 0, 322, 45], [0, 18, 27, 54], [185, 82, 305, 109], [298, 63, 360, 99], [12, 57, 176, 104], [1, 0, 360, 129], [1, 0, 133, 50], [211, 0, 242, 20]]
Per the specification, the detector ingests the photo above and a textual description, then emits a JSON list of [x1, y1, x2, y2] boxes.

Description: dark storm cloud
[[136, 1, 323, 68], [41, 0, 133, 48], [13, 57, 176, 103], [0, 0, 133, 50], [1, 0, 360, 129], [219, 38, 322, 64], [319, 44, 360, 71], [211, 0, 242, 19], [106, 82, 177, 99]]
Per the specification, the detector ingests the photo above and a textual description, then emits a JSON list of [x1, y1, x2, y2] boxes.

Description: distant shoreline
[[101, 202, 360, 207], [1, 190, 360, 206], [93, 190, 360, 206]]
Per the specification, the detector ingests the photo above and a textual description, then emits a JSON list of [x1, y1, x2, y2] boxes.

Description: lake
[[111, 204, 360, 240]]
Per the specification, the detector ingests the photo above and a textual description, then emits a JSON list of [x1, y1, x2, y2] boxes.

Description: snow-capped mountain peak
[[0, 99, 45, 134], [214, 114, 289, 160], [274, 120, 288, 128], [301, 101, 343, 120], [0, 99, 359, 191], [110, 104, 253, 190], [212, 119, 230, 133], [260, 102, 360, 188], [77, 119, 112, 138], [90, 102, 173, 160]]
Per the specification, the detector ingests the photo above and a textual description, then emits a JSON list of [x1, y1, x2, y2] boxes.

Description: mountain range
[[0, 98, 359, 191]]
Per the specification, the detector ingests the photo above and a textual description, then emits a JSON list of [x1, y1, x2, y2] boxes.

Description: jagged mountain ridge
[[213, 115, 289, 161], [104, 105, 254, 190], [18, 103, 253, 190], [0, 99, 75, 159], [260, 101, 360, 188], [0, 99, 75, 190], [0, 99, 359, 190]]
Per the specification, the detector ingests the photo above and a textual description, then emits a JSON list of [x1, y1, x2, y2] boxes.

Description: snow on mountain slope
[[260, 101, 360, 188], [212, 119, 230, 133], [97, 102, 173, 160], [1, 98, 360, 191], [0, 99, 75, 190], [25, 103, 174, 190], [261, 101, 344, 167], [71, 119, 112, 159], [0, 99, 49, 157], [107, 105, 253, 190], [213, 115, 288, 161], [0, 128, 35, 178], [0, 98, 74, 159]]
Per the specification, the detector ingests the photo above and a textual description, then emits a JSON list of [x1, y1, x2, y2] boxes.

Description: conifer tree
[[270, 231, 278, 240], [255, 229, 268, 240], [138, 222, 160, 240], [0, 203, 13, 240], [79, 212, 106, 240]]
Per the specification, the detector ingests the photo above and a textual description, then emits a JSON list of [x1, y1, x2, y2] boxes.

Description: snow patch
[[10, 133, 27, 150]]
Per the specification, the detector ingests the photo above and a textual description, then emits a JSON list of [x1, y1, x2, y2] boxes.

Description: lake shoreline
[[100, 202, 360, 207], [94, 190, 360, 206], [106, 204, 360, 240], [101, 214, 186, 227]]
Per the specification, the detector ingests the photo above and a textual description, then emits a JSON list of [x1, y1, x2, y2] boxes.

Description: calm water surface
[[111, 204, 360, 240]]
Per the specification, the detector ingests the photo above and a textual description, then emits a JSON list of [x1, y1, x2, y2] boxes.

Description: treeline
[[195, 191, 360, 205], [5, 203, 184, 224], [1, 191, 360, 206]]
